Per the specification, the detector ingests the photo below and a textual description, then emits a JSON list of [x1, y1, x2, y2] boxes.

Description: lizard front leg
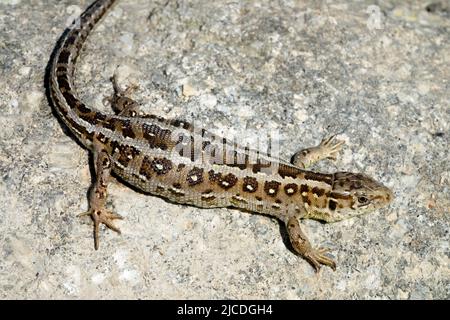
[[104, 74, 140, 117], [80, 139, 123, 249], [286, 216, 336, 272], [291, 135, 345, 169]]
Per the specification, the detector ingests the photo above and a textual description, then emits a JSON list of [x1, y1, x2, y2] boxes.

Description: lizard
[[47, 0, 393, 272]]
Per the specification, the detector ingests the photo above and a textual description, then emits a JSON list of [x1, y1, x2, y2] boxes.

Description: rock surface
[[0, 0, 448, 299]]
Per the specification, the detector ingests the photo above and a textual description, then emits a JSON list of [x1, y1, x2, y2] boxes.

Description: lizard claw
[[292, 134, 345, 168], [80, 209, 123, 250], [319, 134, 345, 160], [304, 247, 337, 272]]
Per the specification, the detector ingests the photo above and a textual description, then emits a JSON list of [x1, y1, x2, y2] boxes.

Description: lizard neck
[[48, 0, 117, 146]]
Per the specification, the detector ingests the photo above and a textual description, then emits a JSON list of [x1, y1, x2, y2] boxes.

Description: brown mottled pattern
[[186, 167, 204, 186], [119, 119, 136, 139], [328, 199, 338, 211], [117, 145, 140, 167], [300, 184, 309, 194], [264, 180, 281, 197], [151, 158, 173, 175], [139, 156, 153, 179], [142, 123, 172, 150], [242, 176, 258, 193], [219, 173, 238, 190], [311, 186, 325, 197], [208, 170, 221, 183], [284, 183, 298, 196]]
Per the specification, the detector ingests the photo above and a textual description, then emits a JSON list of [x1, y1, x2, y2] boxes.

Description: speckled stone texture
[[0, 0, 448, 299]]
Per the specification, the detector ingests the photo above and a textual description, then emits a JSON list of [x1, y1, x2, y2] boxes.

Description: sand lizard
[[47, 0, 393, 272]]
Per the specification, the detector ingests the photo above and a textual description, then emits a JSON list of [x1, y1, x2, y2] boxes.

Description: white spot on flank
[[169, 187, 184, 195], [246, 185, 254, 191], [155, 184, 166, 192], [222, 181, 229, 187], [155, 163, 163, 170], [302, 192, 308, 196], [191, 175, 198, 182], [287, 188, 294, 194], [269, 189, 275, 194]]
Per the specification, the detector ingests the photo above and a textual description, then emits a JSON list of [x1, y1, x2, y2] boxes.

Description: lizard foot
[[103, 74, 140, 117], [292, 134, 345, 168], [79, 209, 123, 250], [318, 134, 345, 161], [302, 247, 337, 272], [286, 216, 337, 272]]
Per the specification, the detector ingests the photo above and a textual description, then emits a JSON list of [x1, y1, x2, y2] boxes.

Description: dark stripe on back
[[303, 171, 333, 185], [57, 49, 71, 65], [278, 163, 302, 178]]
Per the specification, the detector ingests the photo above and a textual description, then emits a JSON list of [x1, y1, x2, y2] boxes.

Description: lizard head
[[320, 172, 393, 222]]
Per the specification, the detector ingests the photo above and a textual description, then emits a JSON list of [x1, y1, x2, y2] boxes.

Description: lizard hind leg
[[291, 134, 345, 169], [286, 216, 336, 272], [103, 74, 141, 117], [79, 141, 123, 250]]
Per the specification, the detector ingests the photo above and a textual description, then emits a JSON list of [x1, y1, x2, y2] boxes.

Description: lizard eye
[[358, 196, 369, 204]]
